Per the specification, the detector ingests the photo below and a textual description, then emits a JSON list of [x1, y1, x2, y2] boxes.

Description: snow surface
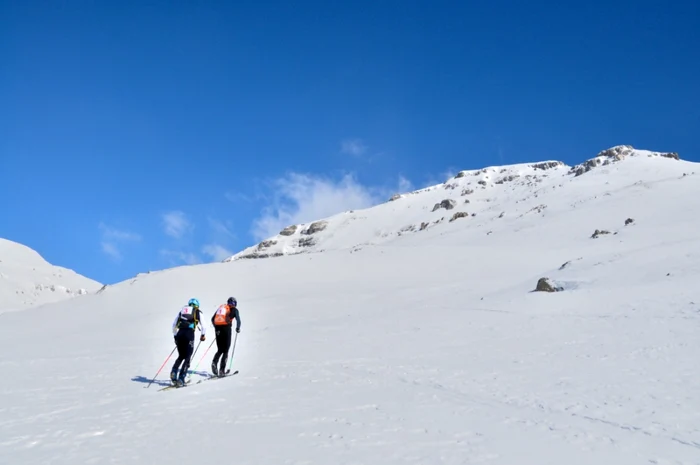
[[0, 238, 102, 314], [1, 146, 700, 464]]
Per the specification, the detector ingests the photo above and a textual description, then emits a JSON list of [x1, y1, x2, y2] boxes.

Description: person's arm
[[197, 310, 207, 337], [233, 307, 241, 332], [172, 312, 180, 335]]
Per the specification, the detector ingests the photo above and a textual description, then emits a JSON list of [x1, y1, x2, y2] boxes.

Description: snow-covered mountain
[[225, 145, 686, 261], [1, 144, 699, 465], [0, 238, 102, 313]]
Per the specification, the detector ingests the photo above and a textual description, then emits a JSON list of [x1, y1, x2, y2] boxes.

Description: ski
[[158, 370, 238, 391], [157, 379, 191, 391], [196, 370, 239, 384]]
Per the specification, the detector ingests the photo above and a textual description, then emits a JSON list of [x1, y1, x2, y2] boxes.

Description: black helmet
[[227, 297, 237, 307]]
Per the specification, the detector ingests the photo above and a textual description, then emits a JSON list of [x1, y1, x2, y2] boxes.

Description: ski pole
[[146, 346, 176, 388], [227, 332, 239, 372], [185, 338, 215, 382], [191, 339, 215, 373], [191, 339, 202, 362]]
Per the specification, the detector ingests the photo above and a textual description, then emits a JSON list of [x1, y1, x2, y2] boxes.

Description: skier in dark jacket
[[210, 296, 241, 377], [170, 298, 207, 385]]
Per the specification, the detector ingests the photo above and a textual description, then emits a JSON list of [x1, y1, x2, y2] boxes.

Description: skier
[[210, 296, 241, 377], [170, 298, 207, 385]]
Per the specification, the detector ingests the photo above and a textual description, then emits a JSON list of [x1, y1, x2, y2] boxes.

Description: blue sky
[[2, 1, 699, 285]]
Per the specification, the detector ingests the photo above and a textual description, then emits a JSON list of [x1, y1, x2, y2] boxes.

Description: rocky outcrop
[[449, 212, 469, 222], [389, 194, 403, 201], [237, 252, 284, 260], [569, 145, 680, 177], [280, 225, 298, 236], [535, 277, 563, 292], [257, 240, 277, 250], [625, 218, 635, 225], [531, 161, 565, 171], [301, 221, 328, 235], [495, 174, 520, 184], [432, 199, 456, 212], [591, 229, 611, 238]]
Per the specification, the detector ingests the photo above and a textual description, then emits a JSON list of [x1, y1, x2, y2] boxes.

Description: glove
[[236, 328, 240, 333], [200, 335, 206, 341]]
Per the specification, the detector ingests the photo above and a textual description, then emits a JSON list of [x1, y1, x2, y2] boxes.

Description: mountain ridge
[[0, 237, 103, 313], [224, 144, 688, 262]]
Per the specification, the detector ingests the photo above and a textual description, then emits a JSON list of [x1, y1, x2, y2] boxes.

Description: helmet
[[188, 298, 200, 308], [227, 297, 237, 307]]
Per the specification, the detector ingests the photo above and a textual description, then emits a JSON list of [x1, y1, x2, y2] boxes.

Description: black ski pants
[[212, 325, 232, 370], [172, 332, 195, 379]]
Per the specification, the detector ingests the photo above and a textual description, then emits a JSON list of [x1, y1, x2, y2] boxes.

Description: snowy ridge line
[[0, 237, 102, 313], [224, 144, 688, 262]]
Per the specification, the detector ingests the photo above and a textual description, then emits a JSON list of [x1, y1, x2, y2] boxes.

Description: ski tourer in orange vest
[[210, 297, 241, 377]]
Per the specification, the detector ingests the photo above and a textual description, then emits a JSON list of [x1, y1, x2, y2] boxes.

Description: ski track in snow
[[1, 151, 700, 464]]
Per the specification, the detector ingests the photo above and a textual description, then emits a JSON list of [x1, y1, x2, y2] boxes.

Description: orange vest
[[213, 304, 232, 326]]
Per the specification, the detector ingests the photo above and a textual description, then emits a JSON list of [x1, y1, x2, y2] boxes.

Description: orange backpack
[[213, 304, 232, 326]]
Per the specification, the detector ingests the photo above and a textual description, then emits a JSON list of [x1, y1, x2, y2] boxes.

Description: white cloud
[[98, 223, 141, 260], [162, 211, 192, 238], [251, 172, 383, 241], [101, 242, 121, 260], [202, 244, 233, 261], [208, 217, 235, 238], [340, 138, 367, 156], [397, 175, 414, 194]]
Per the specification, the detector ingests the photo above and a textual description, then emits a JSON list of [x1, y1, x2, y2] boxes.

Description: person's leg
[[170, 336, 185, 381], [211, 326, 224, 375], [178, 336, 195, 382], [219, 326, 232, 374]]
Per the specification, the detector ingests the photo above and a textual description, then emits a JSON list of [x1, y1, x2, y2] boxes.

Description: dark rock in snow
[[432, 199, 456, 212], [449, 212, 469, 222], [301, 221, 328, 235], [257, 240, 277, 250], [535, 277, 563, 292], [280, 225, 298, 236]]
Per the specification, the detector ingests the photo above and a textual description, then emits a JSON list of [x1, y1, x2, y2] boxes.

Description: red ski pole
[[146, 346, 176, 388]]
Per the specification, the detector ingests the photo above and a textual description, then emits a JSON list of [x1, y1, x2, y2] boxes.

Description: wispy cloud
[[397, 175, 414, 194], [251, 172, 413, 241], [101, 242, 121, 260], [340, 138, 367, 156], [202, 243, 233, 261], [162, 211, 192, 238], [208, 217, 236, 238], [99, 223, 141, 260], [160, 249, 201, 266]]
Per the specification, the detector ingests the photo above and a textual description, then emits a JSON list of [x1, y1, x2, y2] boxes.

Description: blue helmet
[[188, 298, 200, 308], [227, 297, 237, 307]]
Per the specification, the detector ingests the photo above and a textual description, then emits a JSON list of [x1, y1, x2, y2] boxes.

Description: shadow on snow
[[131, 370, 211, 387]]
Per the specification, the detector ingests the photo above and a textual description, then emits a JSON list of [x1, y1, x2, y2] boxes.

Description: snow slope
[[0, 238, 102, 313], [1, 145, 700, 464]]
